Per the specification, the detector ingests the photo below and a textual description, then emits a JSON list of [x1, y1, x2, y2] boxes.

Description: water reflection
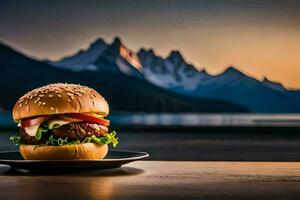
[[2, 113, 300, 128], [109, 114, 300, 127]]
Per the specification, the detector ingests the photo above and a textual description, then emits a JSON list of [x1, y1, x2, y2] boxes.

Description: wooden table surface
[[1, 161, 300, 199]]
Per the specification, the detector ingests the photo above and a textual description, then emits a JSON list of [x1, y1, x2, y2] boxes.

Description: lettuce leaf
[[35, 123, 49, 140], [82, 131, 118, 147], [9, 135, 21, 145], [9, 131, 118, 147]]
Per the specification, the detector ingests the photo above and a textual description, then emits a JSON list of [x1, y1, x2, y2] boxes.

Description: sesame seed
[[50, 106, 54, 110], [16, 84, 103, 111]]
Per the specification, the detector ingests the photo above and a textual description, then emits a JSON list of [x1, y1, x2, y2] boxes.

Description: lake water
[[2, 113, 300, 161], [1, 130, 300, 161], [1, 113, 300, 128]]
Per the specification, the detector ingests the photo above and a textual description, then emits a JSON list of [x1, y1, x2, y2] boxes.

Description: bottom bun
[[19, 143, 108, 160]]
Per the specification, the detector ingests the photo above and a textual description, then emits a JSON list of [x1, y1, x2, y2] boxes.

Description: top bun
[[13, 83, 109, 120]]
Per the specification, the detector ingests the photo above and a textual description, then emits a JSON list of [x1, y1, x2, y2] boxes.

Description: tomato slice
[[20, 113, 110, 127], [66, 113, 110, 126], [21, 115, 53, 127]]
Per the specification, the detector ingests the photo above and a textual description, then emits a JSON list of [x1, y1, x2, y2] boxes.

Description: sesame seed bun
[[19, 143, 108, 160], [12, 83, 109, 120]]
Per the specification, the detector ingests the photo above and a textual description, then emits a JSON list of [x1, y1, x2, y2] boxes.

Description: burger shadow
[[0, 165, 145, 177]]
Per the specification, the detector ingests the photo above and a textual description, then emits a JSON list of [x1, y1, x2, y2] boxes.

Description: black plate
[[0, 150, 149, 171]]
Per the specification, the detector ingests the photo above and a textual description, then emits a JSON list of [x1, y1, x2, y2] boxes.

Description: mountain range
[[50, 37, 300, 113], [0, 41, 247, 113]]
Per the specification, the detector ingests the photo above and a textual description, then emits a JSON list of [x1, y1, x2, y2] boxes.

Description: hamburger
[[9, 83, 118, 160]]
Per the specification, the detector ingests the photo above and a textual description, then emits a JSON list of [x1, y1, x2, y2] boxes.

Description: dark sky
[[1, 0, 300, 88]]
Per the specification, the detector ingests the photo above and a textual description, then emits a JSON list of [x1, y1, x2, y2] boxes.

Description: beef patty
[[20, 122, 108, 144], [52, 122, 108, 140]]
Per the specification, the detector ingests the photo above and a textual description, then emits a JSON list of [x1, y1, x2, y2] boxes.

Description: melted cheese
[[24, 119, 82, 136], [90, 113, 104, 118]]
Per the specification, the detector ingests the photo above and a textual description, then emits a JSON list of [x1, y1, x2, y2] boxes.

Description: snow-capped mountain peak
[[138, 48, 156, 58], [51, 38, 108, 71], [137, 48, 210, 90], [167, 50, 185, 64], [52, 36, 143, 77], [119, 44, 143, 73], [90, 38, 106, 48], [112, 36, 122, 45], [45, 36, 300, 113], [92, 37, 143, 77], [147, 48, 155, 56]]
